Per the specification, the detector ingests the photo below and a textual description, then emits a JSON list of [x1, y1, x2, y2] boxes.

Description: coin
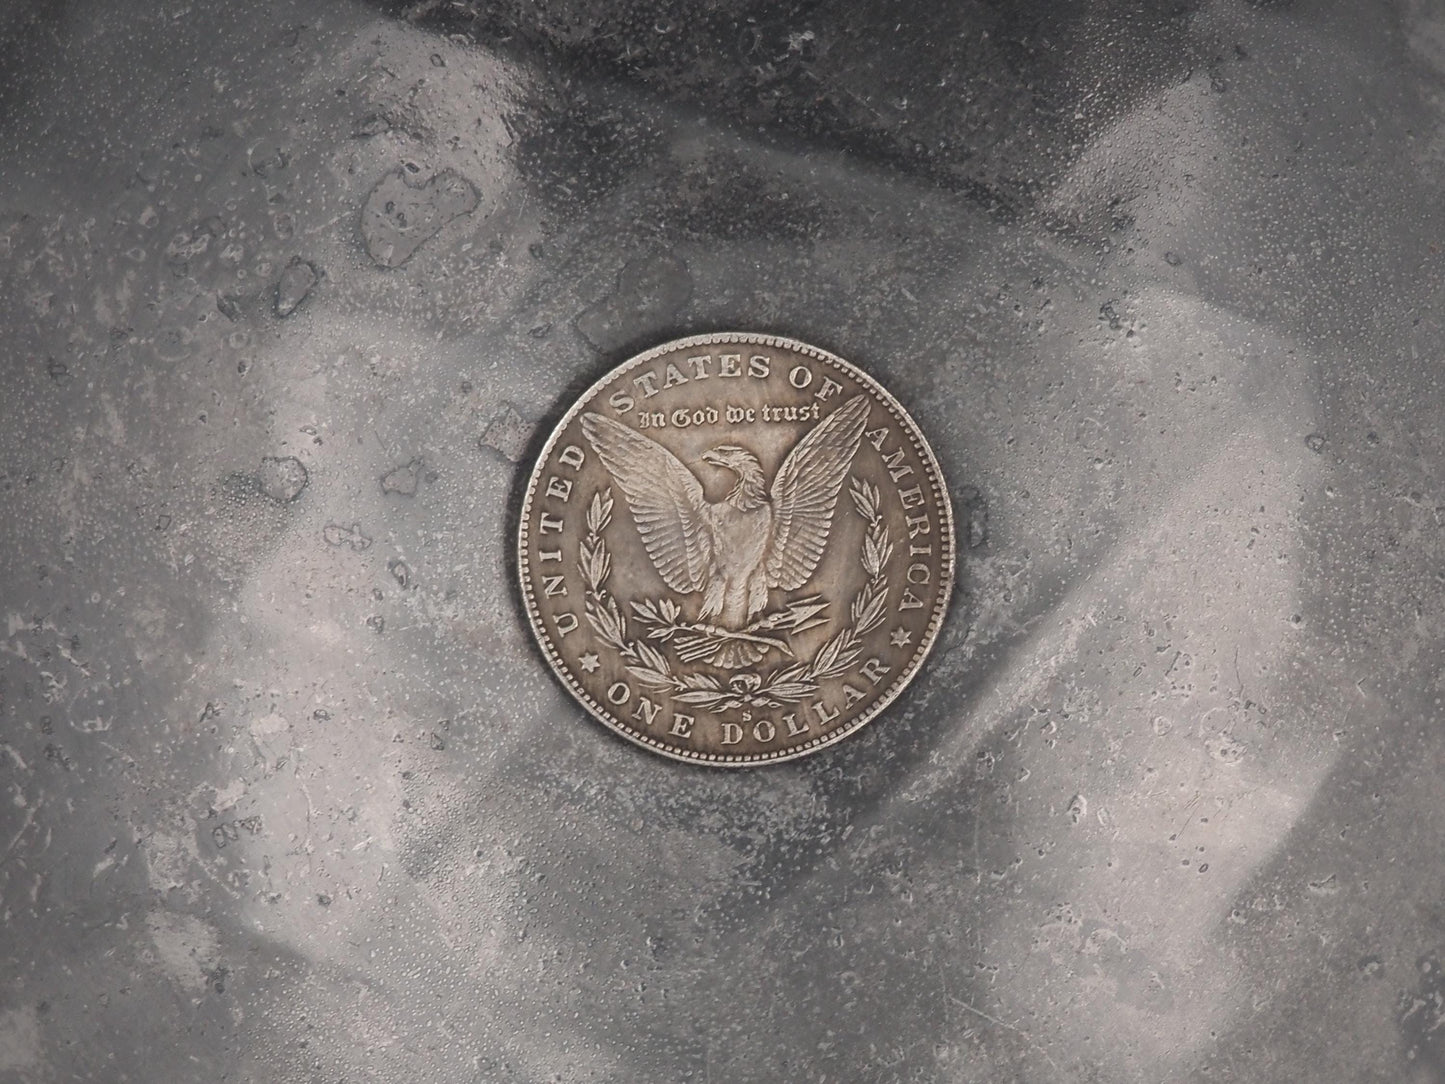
[[518, 333, 955, 765]]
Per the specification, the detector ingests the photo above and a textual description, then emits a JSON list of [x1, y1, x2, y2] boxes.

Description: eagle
[[580, 394, 870, 668]]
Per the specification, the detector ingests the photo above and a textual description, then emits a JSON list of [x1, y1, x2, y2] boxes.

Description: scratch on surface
[[948, 996, 1062, 1074], [0, 743, 28, 771], [2, 805, 38, 866]]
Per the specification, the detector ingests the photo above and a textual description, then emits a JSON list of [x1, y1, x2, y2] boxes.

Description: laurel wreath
[[579, 478, 893, 713]]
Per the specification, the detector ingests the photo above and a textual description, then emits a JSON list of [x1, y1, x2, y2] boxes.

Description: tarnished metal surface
[[519, 333, 952, 763], [3, 0, 1445, 1080]]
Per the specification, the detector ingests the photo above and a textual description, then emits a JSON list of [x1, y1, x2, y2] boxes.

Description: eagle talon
[[729, 673, 763, 694]]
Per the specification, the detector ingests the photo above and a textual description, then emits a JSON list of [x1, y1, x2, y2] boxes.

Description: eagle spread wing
[[580, 412, 715, 594], [766, 394, 871, 590]]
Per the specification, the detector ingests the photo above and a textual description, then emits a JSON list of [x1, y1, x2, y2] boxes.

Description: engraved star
[[578, 652, 600, 673], [889, 627, 912, 648]]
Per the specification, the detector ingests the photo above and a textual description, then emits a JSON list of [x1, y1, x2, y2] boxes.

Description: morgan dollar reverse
[[518, 333, 955, 765]]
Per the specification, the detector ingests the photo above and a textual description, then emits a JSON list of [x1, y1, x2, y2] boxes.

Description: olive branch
[[580, 489, 718, 697], [578, 478, 893, 713], [814, 477, 893, 676]]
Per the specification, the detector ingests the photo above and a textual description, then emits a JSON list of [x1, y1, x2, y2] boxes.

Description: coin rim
[[518, 332, 955, 766]]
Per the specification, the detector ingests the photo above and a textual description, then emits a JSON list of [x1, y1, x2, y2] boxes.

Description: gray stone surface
[[2, 0, 1445, 1081]]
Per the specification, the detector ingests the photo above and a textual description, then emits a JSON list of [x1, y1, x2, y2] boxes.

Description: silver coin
[[519, 332, 955, 765]]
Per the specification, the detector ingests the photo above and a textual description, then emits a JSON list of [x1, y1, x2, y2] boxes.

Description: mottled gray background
[[3, 0, 1445, 1080]]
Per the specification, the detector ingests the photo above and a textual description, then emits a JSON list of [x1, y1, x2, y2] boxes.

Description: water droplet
[[360, 167, 479, 268], [1066, 794, 1088, 824], [479, 404, 533, 463], [380, 458, 423, 496], [257, 456, 308, 502], [274, 256, 318, 317]]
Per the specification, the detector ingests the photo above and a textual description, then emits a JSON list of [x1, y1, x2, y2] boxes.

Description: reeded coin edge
[[518, 332, 955, 766]]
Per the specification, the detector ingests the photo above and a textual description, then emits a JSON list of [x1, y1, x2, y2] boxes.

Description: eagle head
[[700, 445, 767, 509], [701, 445, 757, 473]]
